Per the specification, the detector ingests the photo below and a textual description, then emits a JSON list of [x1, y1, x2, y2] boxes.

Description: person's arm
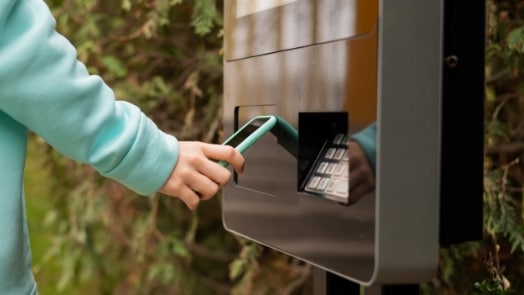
[[0, 0, 177, 195], [0, 0, 244, 209]]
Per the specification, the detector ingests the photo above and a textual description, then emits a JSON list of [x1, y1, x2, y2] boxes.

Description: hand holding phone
[[219, 115, 277, 166]]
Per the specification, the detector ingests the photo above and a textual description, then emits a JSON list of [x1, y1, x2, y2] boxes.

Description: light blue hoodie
[[0, 0, 180, 293], [352, 123, 377, 171]]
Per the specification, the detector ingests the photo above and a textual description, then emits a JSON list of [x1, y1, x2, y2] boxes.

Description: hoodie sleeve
[[0, 0, 179, 195], [351, 123, 377, 171]]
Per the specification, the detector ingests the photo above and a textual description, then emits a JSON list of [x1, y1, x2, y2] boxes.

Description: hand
[[349, 141, 375, 204], [159, 141, 245, 210]]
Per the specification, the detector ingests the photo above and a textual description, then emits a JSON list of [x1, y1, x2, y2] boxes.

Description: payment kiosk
[[222, 0, 484, 292]]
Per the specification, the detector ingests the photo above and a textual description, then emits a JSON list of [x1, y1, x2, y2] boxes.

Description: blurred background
[[26, 0, 524, 294]]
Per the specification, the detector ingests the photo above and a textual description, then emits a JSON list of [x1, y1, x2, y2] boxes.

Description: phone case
[[219, 115, 277, 166]]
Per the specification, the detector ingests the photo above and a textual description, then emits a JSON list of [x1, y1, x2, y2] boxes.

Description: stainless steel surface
[[223, 0, 441, 285], [225, 0, 378, 61], [223, 0, 378, 281]]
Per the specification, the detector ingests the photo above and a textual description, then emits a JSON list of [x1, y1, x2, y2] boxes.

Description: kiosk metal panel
[[222, 0, 442, 285]]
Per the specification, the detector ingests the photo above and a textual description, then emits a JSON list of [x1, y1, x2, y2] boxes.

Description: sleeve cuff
[[100, 114, 180, 196], [351, 123, 377, 171]]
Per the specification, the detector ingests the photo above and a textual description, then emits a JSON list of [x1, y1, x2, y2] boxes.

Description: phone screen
[[223, 117, 270, 147]]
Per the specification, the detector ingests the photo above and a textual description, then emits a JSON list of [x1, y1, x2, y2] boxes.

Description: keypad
[[304, 133, 350, 203]]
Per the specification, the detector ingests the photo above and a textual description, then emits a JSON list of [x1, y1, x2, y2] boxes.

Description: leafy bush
[[423, 1, 524, 294], [31, 0, 310, 294], [30, 0, 524, 294]]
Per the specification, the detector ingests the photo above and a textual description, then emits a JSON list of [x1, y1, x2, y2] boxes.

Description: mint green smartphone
[[219, 115, 277, 167]]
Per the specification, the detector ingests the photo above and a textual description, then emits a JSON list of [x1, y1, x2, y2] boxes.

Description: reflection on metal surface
[[222, 34, 378, 281], [344, 29, 377, 128], [298, 112, 351, 204], [223, 0, 379, 284], [224, 0, 444, 285], [234, 106, 278, 194], [225, 0, 378, 61], [223, 188, 375, 278], [271, 116, 299, 158], [236, 0, 300, 18]]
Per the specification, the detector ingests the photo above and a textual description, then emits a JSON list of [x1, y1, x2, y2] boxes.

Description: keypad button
[[317, 162, 329, 173], [333, 148, 345, 160], [318, 177, 330, 190], [326, 180, 337, 193], [324, 148, 336, 159], [335, 180, 348, 194], [326, 163, 337, 174], [335, 163, 347, 176], [333, 133, 344, 145], [343, 150, 349, 160], [342, 135, 350, 145], [306, 176, 321, 190]]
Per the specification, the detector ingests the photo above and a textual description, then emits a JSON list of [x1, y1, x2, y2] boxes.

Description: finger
[[187, 172, 220, 200], [203, 144, 245, 173], [175, 185, 201, 210], [188, 156, 232, 187], [197, 188, 217, 201], [349, 152, 364, 170], [348, 141, 365, 167], [349, 169, 366, 192]]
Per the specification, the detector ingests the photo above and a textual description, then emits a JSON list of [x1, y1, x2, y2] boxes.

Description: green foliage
[[29, 0, 524, 294], [484, 0, 524, 264], [474, 280, 513, 295], [424, 1, 524, 294], [29, 1, 308, 294], [35, 0, 226, 293], [191, 0, 223, 36], [484, 165, 524, 253], [229, 239, 264, 294], [472, 246, 513, 295]]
